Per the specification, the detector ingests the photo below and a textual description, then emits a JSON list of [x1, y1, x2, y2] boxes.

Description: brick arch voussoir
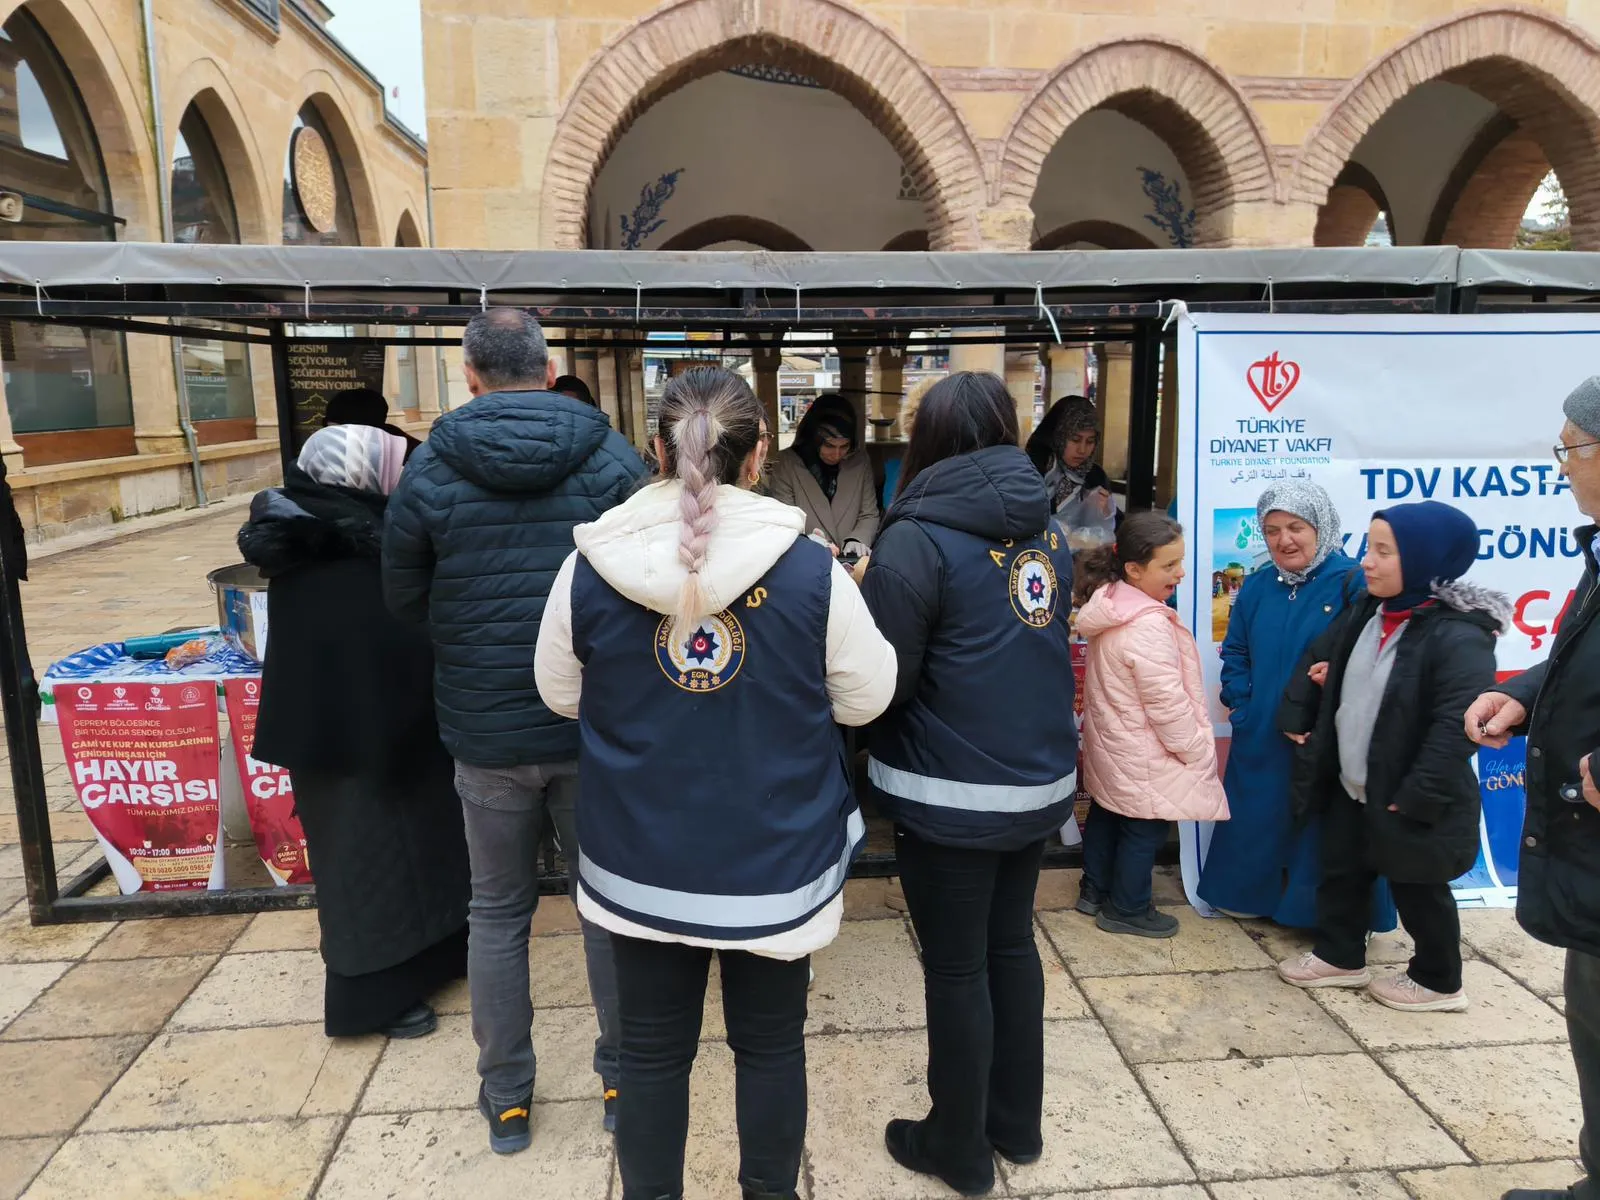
[[1291, 6, 1600, 217], [541, 0, 986, 251], [996, 38, 1276, 247]]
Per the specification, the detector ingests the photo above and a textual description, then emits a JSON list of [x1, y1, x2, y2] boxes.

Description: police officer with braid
[[536, 365, 896, 1200]]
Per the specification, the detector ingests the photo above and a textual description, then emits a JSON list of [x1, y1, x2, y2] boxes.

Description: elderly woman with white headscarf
[[239, 424, 470, 1040], [1196, 481, 1397, 931]]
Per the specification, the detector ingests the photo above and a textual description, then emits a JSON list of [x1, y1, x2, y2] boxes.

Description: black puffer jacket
[[1279, 580, 1509, 884], [382, 390, 646, 767], [1502, 526, 1600, 958]]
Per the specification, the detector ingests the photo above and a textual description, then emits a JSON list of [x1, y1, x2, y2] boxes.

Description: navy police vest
[[869, 521, 1079, 850], [570, 536, 860, 941]]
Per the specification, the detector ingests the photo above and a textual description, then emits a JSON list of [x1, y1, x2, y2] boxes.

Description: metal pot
[[207, 563, 268, 662]]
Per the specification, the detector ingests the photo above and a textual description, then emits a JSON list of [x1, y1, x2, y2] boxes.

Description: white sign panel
[[1175, 312, 1600, 909]]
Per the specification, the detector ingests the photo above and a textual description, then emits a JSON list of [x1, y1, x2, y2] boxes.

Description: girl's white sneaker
[[1368, 972, 1468, 1012], [1277, 951, 1372, 989]]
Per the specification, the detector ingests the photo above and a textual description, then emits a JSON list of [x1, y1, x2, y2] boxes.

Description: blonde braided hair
[[658, 366, 764, 631]]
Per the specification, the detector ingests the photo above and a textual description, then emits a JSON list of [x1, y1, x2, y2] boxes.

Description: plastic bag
[[1057, 487, 1117, 551]]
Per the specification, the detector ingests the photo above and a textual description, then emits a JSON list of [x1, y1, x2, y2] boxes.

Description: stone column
[[129, 333, 186, 454], [0, 371, 27, 470], [949, 332, 1005, 379], [752, 345, 782, 440], [1004, 350, 1039, 440], [248, 343, 278, 445], [838, 347, 869, 443], [573, 335, 602, 407], [1045, 345, 1089, 400], [874, 347, 905, 439], [628, 348, 647, 450], [1099, 343, 1134, 482], [596, 334, 620, 440], [417, 339, 442, 423]]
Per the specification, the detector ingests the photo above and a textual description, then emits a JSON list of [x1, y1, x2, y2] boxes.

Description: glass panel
[[2, 322, 133, 433], [282, 105, 359, 246], [0, 11, 132, 437], [173, 107, 238, 244], [181, 329, 253, 423], [395, 326, 419, 410]]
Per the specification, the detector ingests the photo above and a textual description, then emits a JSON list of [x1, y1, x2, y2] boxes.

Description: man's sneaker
[[1095, 906, 1179, 939], [603, 1087, 618, 1134], [1075, 881, 1106, 917], [1277, 951, 1371, 989], [1368, 972, 1469, 1013], [478, 1084, 532, 1155]]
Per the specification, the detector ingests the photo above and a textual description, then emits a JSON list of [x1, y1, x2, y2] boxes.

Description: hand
[[1308, 662, 1329, 686], [1387, 804, 1400, 813], [1583, 758, 1600, 812], [1465, 691, 1526, 749], [1285, 732, 1309, 745], [850, 554, 871, 585]]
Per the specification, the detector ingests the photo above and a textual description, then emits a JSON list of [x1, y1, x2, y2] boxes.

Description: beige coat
[[765, 448, 881, 549]]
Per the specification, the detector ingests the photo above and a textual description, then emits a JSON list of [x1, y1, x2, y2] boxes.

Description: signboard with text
[[222, 678, 310, 887], [1177, 313, 1599, 909], [286, 340, 386, 451]]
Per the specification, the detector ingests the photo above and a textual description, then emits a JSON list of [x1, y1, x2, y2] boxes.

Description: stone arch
[[285, 71, 381, 245], [997, 39, 1275, 248], [1033, 220, 1158, 251], [881, 230, 929, 252], [166, 61, 273, 244], [1293, 9, 1600, 250], [395, 208, 424, 247], [0, 0, 157, 237], [542, 0, 985, 251], [1424, 116, 1551, 248], [1313, 163, 1394, 246], [658, 215, 812, 251]]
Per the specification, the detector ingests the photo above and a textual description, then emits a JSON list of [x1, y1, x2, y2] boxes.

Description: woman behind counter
[[1026, 395, 1117, 546], [240, 424, 470, 1040], [1197, 481, 1397, 933], [765, 392, 880, 557]]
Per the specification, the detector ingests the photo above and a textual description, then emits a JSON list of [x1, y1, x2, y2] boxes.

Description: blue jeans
[[1081, 801, 1170, 917], [455, 760, 619, 1104]]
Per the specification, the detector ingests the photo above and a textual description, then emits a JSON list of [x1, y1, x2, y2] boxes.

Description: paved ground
[[0, 509, 1589, 1199]]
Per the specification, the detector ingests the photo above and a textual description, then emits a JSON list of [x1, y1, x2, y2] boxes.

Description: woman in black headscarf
[[766, 393, 880, 558], [1027, 395, 1117, 547]]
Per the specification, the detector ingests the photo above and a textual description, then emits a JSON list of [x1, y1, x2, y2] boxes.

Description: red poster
[[223, 678, 311, 886], [56, 681, 223, 893]]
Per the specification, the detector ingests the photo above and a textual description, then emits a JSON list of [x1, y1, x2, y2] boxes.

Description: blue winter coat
[[1197, 552, 1397, 929], [382, 390, 647, 768]]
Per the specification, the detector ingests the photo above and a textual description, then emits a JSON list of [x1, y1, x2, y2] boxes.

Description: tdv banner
[[1176, 313, 1600, 910]]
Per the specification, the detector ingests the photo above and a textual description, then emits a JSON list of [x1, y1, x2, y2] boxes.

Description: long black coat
[[1278, 581, 1507, 884], [1502, 526, 1600, 958], [238, 470, 469, 976]]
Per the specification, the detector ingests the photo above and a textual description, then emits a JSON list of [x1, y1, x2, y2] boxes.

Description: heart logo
[[1247, 352, 1301, 412]]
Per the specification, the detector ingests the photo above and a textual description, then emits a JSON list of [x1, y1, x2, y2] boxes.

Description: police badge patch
[[655, 610, 747, 692], [1009, 549, 1059, 628]]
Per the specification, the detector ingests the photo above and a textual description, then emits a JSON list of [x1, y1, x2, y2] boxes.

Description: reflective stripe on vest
[[868, 757, 1077, 813], [578, 807, 865, 930]]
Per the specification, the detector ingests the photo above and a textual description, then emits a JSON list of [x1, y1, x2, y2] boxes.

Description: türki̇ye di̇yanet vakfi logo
[[1248, 352, 1301, 412]]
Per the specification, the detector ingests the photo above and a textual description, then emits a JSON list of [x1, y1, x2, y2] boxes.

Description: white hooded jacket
[[536, 479, 897, 957]]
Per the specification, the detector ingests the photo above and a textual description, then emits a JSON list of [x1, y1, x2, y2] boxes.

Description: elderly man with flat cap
[[1469, 378, 1600, 1200]]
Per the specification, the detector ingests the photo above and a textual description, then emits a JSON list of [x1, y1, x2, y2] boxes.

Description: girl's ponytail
[[672, 406, 723, 631], [1072, 511, 1184, 607]]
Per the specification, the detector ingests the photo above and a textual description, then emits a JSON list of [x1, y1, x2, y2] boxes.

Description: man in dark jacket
[[1469, 377, 1600, 1200], [382, 308, 647, 1153]]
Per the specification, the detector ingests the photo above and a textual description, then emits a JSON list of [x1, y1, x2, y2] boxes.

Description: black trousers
[[1570, 949, 1600, 1200], [895, 826, 1047, 1174], [1314, 791, 1462, 994], [1080, 801, 1170, 917], [611, 934, 809, 1200]]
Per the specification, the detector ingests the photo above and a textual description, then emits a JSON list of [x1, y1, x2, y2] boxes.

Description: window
[[0, 10, 133, 445]]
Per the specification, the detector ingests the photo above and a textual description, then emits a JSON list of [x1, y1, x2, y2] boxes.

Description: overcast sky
[[326, 0, 428, 137]]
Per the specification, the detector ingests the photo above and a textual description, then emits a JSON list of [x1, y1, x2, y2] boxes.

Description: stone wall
[[422, 0, 1600, 252]]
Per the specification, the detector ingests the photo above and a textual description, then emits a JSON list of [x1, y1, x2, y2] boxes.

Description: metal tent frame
[[6, 244, 1596, 924]]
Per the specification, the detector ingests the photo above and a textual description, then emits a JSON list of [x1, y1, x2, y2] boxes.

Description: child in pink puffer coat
[[1074, 512, 1229, 938]]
